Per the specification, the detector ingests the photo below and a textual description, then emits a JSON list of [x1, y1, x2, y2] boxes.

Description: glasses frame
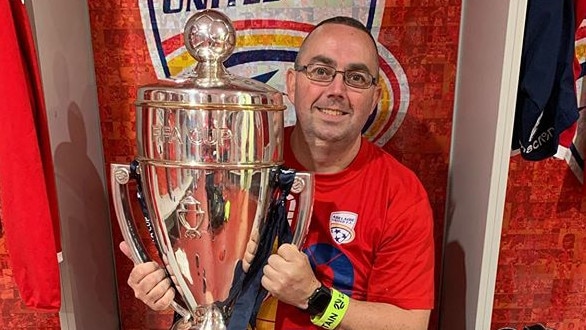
[[294, 63, 377, 89]]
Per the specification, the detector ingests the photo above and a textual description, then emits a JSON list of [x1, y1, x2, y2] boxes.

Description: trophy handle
[[110, 163, 192, 322], [289, 171, 315, 248]]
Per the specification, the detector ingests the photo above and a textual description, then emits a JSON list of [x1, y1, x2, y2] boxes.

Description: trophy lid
[[136, 10, 285, 111]]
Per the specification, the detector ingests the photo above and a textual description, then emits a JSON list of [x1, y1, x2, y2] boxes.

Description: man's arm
[[339, 299, 430, 330], [262, 244, 431, 330]]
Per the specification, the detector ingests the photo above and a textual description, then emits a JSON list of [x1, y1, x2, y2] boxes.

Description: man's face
[[286, 23, 382, 143]]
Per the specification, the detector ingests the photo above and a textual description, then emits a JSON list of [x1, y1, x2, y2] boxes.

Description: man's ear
[[370, 83, 382, 115], [285, 68, 296, 104]]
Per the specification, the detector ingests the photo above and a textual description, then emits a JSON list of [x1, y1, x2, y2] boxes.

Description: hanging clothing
[[555, 0, 586, 184], [512, 0, 581, 161], [0, 0, 61, 311], [567, 111, 585, 184], [555, 0, 585, 184]]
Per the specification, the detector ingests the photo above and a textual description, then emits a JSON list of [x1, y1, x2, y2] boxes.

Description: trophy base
[[170, 305, 226, 330]]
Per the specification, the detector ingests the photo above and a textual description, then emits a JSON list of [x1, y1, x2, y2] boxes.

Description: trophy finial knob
[[183, 9, 236, 64]]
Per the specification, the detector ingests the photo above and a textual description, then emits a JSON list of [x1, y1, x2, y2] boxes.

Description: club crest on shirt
[[138, 0, 409, 145], [330, 211, 357, 244]]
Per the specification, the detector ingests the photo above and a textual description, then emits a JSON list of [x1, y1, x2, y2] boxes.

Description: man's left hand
[[261, 243, 321, 309]]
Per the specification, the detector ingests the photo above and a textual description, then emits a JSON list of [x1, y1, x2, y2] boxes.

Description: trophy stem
[[171, 305, 226, 330]]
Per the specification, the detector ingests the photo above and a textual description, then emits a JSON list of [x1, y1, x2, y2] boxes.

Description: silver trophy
[[110, 9, 314, 330]]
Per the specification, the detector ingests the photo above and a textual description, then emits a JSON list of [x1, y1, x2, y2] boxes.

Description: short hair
[[295, 16, 378, 68]]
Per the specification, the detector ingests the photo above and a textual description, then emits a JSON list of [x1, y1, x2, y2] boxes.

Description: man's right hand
[[119, 241, 175, 311]]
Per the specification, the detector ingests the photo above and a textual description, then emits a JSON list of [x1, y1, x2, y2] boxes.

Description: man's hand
[[261, 243, 321, 309], [119, 241, 175, 311]]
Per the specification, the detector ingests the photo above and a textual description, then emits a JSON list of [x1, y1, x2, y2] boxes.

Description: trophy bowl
[[110, 9, 314, 330]]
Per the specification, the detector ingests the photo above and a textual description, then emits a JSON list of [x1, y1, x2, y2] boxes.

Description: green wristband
[[310, 288, 350, 329]]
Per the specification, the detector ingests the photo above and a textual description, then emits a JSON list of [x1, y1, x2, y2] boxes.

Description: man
[[121, 16, 435, 329]]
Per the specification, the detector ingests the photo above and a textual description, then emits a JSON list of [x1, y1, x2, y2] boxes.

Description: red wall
[[492, 156, 586, 330]]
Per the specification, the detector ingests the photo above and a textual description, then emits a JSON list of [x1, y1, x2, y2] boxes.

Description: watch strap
[[310, 288, 350, 329]]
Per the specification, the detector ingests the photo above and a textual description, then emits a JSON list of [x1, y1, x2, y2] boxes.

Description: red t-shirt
[[255, 128, 435, 329]]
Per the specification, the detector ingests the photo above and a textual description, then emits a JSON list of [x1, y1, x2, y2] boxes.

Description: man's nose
[[327, 72, 348, 94]]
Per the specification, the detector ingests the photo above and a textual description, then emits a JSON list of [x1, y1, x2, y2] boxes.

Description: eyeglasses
[[294, 63, 377, 89]]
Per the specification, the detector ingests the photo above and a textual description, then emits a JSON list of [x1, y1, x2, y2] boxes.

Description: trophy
[[110, 9, 314, 329]]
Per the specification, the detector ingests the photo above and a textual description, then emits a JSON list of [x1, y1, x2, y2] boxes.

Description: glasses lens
[[306, 64, 335, 82], [344, 71, 372, 89]]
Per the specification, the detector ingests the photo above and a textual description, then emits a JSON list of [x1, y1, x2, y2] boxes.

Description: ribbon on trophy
[[128, 160, 190, 317], [129, 160, 164, 261], [215, 166, 296, 329]]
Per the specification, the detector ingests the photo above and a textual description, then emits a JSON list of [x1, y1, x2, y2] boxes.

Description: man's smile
[[317, 107, 347, 116]]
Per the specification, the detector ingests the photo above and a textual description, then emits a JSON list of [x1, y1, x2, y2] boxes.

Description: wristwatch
[[305, 284, 332, 316]]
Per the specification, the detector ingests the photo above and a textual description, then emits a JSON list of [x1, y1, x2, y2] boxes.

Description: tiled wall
[[492, 156, 586, 330]]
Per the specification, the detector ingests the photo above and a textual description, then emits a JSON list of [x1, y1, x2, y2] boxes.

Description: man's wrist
[[305, 284, 332, 316]]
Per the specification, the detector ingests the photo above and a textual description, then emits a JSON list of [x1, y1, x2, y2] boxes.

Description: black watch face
[[308, 286, 332, 316]]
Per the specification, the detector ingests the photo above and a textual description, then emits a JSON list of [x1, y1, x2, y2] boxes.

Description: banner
[[139, 0, 410, 146]]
